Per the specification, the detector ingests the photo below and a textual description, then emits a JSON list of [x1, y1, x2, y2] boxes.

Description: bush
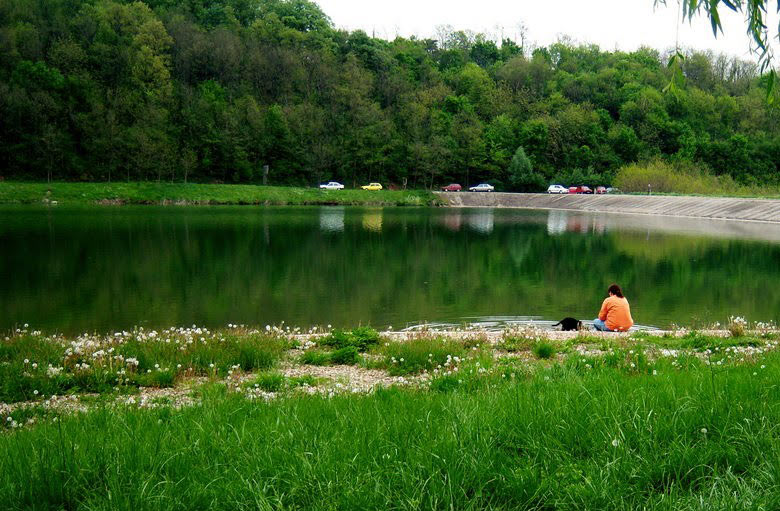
[[728, 316, 747, 338], [320, 327, 380, 352], [300, 349, 330, 366], [532, 341, 557, 360], [612, 159, 779, 196], [247, 372, 286, 392], [330, 346, 360, 365]]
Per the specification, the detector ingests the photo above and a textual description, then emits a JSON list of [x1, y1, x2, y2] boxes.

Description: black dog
[[553, 317, 583, 331]]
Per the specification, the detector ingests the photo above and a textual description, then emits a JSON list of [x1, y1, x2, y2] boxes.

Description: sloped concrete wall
[[436, 192, 780, 223]]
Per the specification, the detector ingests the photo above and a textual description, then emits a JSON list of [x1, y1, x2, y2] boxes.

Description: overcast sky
[[315, 0, 779, 62]]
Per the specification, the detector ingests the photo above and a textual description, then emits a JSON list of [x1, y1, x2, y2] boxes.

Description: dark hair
[[607, 284, 624, 298]]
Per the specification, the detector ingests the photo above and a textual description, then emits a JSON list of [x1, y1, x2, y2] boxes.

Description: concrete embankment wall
[[436, 192, 780, 223]]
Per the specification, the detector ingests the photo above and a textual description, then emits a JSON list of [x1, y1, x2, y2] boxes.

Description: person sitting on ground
[[593, 284, 634, 332]]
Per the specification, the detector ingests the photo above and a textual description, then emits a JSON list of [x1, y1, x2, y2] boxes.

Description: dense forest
[[0, 0, 778, 190]]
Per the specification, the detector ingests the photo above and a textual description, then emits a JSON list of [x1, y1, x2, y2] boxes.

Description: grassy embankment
[[614, 160, 780, 198], [2, 322, 780, 509], [0, 182, 440, 206]]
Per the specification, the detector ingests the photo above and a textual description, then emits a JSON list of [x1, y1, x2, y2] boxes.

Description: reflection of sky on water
[[466, 209, 494, 234], [319, 206, 345, 232], [362, 209, 383, 232]]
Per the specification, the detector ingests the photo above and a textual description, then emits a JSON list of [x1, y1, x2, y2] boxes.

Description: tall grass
[[2, 353, 780, 509], [614, 159, 780, 197]]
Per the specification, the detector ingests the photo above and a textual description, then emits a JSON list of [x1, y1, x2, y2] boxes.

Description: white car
[[547, 184, 568, 194], [319, 182, 344, 190], [469, 183, 495, 192]]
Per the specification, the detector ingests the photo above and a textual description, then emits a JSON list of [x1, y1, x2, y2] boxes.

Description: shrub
[[728, 316, 747, 338], [532, 341, 556, 360], [320, 327, 380, 352], [330, 346, 360, 365], [300, 349, 330, 366], [248, 372, 286, 392]]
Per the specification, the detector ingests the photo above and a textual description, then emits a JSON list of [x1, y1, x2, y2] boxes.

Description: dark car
[[441, 183, 462, 192]]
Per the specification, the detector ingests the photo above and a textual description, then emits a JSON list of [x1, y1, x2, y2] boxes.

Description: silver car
[[319, 182, 345, 190], [469, 183, 495, 192]]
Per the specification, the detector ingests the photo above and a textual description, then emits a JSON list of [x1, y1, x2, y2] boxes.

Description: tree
[[655, 0, 780, 100], [508, 146, 544, 191]]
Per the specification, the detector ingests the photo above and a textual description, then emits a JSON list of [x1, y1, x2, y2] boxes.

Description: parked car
[[606, 187, 620, 194], [547, 184, 568, 194], [595, 186, 607, 194], [469, 183, 495, 192], [568, 186, 593, 194], [319, 181, 344, 190], [361, 182, 383, 191], [441, 183, 462, 192]]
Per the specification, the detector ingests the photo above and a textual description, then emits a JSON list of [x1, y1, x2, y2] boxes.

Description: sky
[[314, 0, 779, 62]]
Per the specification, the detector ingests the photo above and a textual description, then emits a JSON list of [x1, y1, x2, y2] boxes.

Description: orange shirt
[[599, 296, 634, 331]]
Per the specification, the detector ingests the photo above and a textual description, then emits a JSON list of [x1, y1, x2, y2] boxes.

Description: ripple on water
[[401, 316, 659, 332]]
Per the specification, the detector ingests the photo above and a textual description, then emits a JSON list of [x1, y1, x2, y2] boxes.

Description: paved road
[[436, 192, 780, 223]]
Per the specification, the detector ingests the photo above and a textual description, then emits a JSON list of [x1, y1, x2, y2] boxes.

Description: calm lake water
[[2, 205, 780, 334]]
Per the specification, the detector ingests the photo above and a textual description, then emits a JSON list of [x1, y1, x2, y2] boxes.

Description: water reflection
[[441, 210, 463, 232], [466, 209, 494, 234], [319, 206, 345, 233], [547, 210, 567, 235], [361, 209, 383, 232], [1, 206, 780, 333]]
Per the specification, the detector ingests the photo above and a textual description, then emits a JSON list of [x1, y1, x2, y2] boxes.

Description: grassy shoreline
[[0, 182, 441, 206], [2, 324, 780, 509]]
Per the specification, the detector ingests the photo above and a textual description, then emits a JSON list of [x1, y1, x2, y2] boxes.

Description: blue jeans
[[593, 318, 613, 332]]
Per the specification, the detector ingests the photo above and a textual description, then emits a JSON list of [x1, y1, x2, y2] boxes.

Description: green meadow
[[1, 325, 779, 509]]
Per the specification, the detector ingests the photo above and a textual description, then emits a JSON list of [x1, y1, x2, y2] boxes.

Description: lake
[[2, 205, 779, 334]]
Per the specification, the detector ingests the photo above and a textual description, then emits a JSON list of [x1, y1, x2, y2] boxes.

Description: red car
[[568, 186, 593, 194], [595, 186, 607, 194], [441, 183, 462, 192]]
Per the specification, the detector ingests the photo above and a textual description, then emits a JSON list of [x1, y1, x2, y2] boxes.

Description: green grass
[[243, 373, 322, 393], [380, 337, 475, 375], [319, 327, 381, 352], [3, 351, 780, 509], [0, 182, 440, 206], [0, 329, 290, 403]]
